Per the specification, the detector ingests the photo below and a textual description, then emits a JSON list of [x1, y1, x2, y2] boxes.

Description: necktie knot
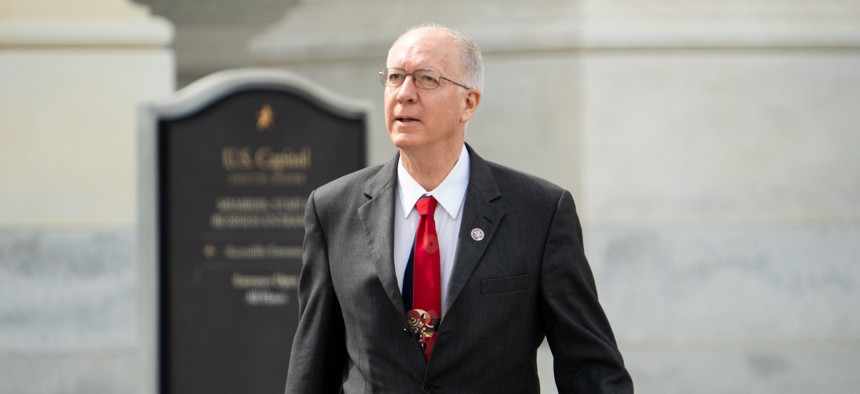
[[415, 196, 437, 217]]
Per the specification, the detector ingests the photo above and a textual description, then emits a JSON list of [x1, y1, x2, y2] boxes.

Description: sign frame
[[138, 68, 369, 394]]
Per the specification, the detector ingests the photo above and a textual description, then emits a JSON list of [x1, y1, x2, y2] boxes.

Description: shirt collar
[[397, 144, 470, 220]]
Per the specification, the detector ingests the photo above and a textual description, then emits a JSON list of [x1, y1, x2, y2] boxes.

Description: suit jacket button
[[423, 382, 435, 393]]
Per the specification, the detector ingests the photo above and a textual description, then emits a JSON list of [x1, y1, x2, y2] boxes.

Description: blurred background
[[2, 0, 859, 392]]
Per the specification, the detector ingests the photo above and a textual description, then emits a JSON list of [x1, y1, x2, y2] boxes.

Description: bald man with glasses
[[285, 24, 633, 394]]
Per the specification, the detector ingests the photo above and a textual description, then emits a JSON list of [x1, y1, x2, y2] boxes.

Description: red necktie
[[407, 196, 441, 361]]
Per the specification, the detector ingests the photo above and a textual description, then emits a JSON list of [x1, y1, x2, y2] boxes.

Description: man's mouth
[[396, 116, 419, 123]]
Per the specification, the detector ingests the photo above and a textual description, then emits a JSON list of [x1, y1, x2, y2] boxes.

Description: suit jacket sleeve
[[540, 190, 633, 393], [284, 190, 346, 393]]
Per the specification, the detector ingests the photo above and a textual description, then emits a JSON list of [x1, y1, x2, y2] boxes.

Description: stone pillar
[[579, 1, 860, 393], [0, 0, 173, 392]]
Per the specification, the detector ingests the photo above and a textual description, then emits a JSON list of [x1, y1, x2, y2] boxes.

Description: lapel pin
[[470, 228, 485, 241]]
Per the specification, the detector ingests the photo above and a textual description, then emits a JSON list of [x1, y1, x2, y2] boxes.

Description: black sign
[[153, 73, 365, 394]]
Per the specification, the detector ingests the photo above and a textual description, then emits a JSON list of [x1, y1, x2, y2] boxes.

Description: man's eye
[[388, 73, 405, 83], [418, 75, 438, 84]]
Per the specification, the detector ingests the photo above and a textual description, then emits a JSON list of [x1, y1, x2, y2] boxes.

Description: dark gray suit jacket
[[285, 145, 632, 394]]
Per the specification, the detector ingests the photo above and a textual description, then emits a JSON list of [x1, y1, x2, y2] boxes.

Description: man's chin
[[389, 133, 421, 150]]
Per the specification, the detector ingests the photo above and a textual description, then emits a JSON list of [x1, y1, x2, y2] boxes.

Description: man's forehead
[[388, 31, 457, 69]]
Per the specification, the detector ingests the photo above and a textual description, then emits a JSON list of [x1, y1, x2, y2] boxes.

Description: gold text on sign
[[222, 146, 312, 171]]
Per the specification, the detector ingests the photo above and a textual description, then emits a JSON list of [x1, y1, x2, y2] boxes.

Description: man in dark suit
[[285, 24, 633, 393]]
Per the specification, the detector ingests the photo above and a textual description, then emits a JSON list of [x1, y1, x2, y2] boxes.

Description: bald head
[[388, 24, 484, 92]]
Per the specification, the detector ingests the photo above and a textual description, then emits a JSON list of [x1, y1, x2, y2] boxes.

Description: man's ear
[[460, 89, 481, 123]]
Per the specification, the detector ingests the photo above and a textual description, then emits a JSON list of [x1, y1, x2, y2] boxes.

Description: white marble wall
[[0, 1, 174, 392], [580, 2, 860, 393], [0, 0, 174, 225]]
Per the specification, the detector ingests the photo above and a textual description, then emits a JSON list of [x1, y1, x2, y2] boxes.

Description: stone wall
[[0, 1, 174, 392], [580, 3, 860, 391]]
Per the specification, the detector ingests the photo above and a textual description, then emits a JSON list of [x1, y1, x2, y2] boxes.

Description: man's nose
[[396, 76, 419, 102]]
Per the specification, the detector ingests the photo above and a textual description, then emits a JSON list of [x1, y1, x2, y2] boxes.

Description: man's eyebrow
[[388, 67, 436, 72]]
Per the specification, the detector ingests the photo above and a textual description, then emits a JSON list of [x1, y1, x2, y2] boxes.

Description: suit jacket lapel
[[357, 154, 406, 317], [358, 148, 506, 317], [445, 146, 505, 313]]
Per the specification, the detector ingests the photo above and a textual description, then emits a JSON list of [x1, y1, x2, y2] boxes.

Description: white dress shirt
[[394, 145, 470, 317]]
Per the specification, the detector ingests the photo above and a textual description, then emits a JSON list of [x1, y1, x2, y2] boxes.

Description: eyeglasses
[[379, 68, 470, 90]]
